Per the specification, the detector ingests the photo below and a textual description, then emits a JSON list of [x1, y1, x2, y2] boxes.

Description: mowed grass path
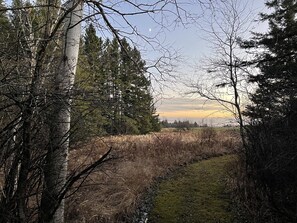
[[148, 155, 235, 223]]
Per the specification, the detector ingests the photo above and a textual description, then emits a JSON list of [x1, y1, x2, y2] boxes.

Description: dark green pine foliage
[[74, 24, 160, 137], [104, 37, 161, 135], [246, 0, 297, 123], [73, 24, 109, 140], [244, 0, 297, 221], [103, 38, 121, 134], [119, 38, 157, 134]]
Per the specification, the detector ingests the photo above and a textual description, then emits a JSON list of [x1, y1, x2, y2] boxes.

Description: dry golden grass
[[66, 128, 241, 222]]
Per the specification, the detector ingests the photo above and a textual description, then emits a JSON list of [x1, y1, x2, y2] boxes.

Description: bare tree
[[188, 0, 255, 147]]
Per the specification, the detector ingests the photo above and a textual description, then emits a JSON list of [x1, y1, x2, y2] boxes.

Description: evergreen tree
[[73, 24, 108, 140], [244, 0, 297, 221], [75, 26, 160, 136], [119, 39, 154, 134], [245, 0, 297, 123]]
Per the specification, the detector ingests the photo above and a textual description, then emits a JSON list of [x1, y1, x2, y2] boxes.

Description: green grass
[[148, 155, 235, 223]]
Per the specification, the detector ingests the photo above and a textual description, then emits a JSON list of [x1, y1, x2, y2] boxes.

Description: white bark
[[40, 1, 82, 222], [53, 1, 82, 221]]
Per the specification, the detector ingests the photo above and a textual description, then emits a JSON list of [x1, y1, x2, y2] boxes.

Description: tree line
[[161, 120, 207, 129], [73, 24, 160, 140]]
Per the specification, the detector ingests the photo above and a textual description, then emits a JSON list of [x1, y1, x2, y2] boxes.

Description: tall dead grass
[[66, 128, 240, 222]]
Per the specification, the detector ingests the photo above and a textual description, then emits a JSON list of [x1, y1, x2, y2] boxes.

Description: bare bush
[[200, 127, 217, 145]]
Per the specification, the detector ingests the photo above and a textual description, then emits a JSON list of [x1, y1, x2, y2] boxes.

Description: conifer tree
[[73, 24, 108, 140], [75, 27, 160, 136], [245, 0, 297, 123], [244, 0, 297, 220], [119, 39, 153, 134]]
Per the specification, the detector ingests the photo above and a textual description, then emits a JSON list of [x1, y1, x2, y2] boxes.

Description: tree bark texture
[[39, 1, 82, 222]]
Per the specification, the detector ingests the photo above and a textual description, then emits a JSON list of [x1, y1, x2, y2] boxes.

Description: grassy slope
[[149, 155, 235, 223]]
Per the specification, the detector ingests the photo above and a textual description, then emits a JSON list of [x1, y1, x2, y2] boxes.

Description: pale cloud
[[157, 97, 212, 111], [156, 97, 233, 119], [159, 109, 231, 118]]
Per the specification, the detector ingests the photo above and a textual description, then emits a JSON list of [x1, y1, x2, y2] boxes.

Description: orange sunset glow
[[159, 109, 232, 119], [156, 97, 235, 125]]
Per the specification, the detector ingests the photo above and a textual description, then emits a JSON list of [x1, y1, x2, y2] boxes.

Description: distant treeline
[[161, 120, 209, 129]]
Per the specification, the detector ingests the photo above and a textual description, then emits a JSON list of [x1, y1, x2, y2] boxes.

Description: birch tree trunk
[[39, 1, 82, 222]]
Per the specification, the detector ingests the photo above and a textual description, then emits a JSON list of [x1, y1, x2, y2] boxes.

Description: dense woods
[[0, 0, 86, 221], [0, 0, 161, 222], [240, 0, 297, 222]]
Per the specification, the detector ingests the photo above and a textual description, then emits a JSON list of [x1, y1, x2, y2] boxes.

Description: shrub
[[200, 127, 217, 145]]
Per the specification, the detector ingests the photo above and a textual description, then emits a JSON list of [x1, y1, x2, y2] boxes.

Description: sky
[[135, 0, 269, 125], [95, 0, 269, 126], [4, 0, 268, 126]]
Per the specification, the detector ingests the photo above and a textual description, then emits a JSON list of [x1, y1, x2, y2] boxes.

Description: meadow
[[66, 128, 241, 222]]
